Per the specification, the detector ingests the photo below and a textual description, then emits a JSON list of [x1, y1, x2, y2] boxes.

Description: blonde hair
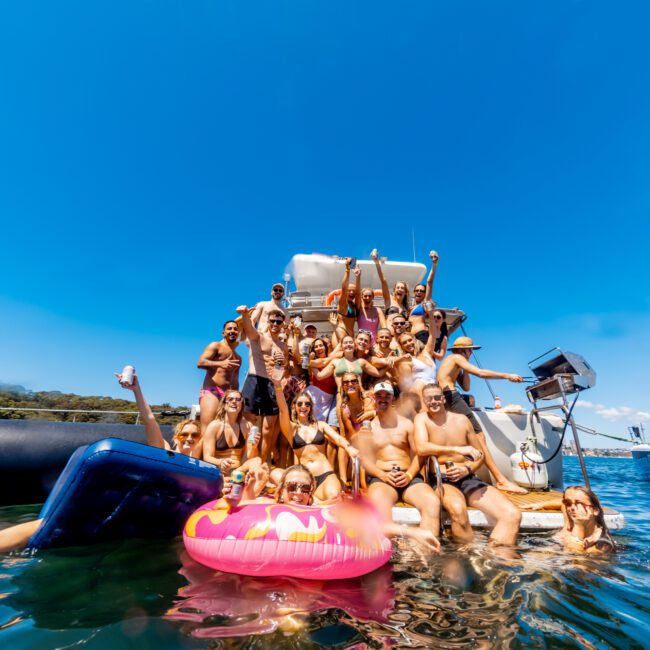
[[172, 419, 201, 444], [276, 464, 315, 504], [213, 390, 245, 427], [290, 391, 316, 425], [339, 372, 366, 406]]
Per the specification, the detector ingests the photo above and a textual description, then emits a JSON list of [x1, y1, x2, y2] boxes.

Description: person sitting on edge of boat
[[409, 250, 439, 344], [237, 305, 289, 464], [196, 320, 242, 433], [357, 281, 386, 346], [356, 381, 442, 546], [270, 379, 358, 503], [431, 309, 449, 358], [248, 282, 289, 333], [116, 371, 204, 458], [202, 389, 263, 474], [437, 336, 527, 495], [414, 383, 521, 546], [372, 249, 410, 316]]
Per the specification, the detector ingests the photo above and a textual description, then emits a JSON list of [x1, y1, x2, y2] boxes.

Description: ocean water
[[0, 457, 648, 649]]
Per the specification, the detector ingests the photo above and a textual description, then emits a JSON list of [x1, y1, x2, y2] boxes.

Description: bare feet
[[495, 480, 528, 495]]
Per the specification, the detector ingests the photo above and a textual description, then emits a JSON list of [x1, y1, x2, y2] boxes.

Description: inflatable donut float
[[183, 499, 392, 580]]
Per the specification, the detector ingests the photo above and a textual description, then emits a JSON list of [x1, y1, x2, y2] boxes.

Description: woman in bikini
[[202, 389, 262, 473], [409, 250, 439, 344], [372, 249, 411, 316], [431, 309, 449, 358], [313, 335, 383, 390], [271, 379, 359, 503], [331, 259, 361, 345]]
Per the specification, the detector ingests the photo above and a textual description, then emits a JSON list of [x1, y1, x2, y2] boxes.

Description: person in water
[[196, 320, 242, 432], [414, 384, 521, 546], [437, 336, 527, 494], [201, 389, 262, 473], [0, 372, 205, 553], [271, 379, 358, 503]]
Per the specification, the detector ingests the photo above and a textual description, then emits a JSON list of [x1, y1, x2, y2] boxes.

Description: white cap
[[373, 382, 394, 395]]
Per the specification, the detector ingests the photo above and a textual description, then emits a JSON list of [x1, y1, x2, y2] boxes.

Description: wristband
[[405, 471, 413, 482]]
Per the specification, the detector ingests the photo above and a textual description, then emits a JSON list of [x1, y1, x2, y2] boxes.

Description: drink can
[[120, 365, 135, 386], [424, 300, 434, 312], [248, 425, 259, 444], [371, 248, 378, 259], [349, 257, 357, 269]]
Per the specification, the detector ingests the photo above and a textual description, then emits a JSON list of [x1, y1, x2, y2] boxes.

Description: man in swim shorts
[[437, 336, 527, 495], [237, 305, 289, 463], [357, 381, 442, 541], [414, 384, 521, 545], [197, 320, 242, 432]]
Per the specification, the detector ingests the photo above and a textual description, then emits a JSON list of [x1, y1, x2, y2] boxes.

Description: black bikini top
[[216, 423, 246, 451], [292, 425, 325, 450]]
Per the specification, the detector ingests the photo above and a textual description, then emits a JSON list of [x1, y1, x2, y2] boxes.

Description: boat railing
[[0, 406, 190, 424]]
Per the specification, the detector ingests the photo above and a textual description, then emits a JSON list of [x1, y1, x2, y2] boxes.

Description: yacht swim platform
[[390, 490, 625, 531]]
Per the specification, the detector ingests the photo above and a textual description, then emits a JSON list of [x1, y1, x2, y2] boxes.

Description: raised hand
[[353, 267, 361, 278], [429, 250, 439, 263], [235, 305, 248, 315], [115, 372, 139, 391], [508, 374, 524, 383]]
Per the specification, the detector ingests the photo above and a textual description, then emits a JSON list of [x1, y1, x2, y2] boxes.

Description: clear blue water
[[1, 457, 648, 649]]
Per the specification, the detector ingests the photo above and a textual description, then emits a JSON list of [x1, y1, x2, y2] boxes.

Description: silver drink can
[[121, 365, 135, 386], [248, 425, 259, 445]]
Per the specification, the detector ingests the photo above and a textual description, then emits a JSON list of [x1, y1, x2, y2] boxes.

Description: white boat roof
[[286, 253, 427, 293]]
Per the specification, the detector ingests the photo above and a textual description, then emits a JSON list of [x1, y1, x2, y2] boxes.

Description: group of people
[[0, 251, 615, 555]]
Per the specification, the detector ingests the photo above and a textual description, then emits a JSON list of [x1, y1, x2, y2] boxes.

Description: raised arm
[[236, 305, 260, 342], [372, 250, 390, 306], [338, 260, 352, 316], [353, 267, 362, 310], [424, 250, 439, 302], [117, 373, 168, 450], [270, 378, 295, 444], [423, 304, 438, 358]]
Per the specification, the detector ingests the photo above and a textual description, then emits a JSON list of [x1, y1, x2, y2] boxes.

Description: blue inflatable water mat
[[28, 438, 223, 550]]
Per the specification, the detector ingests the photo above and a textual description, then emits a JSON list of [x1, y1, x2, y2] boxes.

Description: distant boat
[[629, 425, 650, 480]]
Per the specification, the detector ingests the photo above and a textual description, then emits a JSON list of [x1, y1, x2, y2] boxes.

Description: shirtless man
[[197, 320, 242, 432], [437, 336, 526, 494], [237, 305, 289, 463], [249, 283, 289, 333], [357, 381, 442, 545], [414, 384, 521, 545]]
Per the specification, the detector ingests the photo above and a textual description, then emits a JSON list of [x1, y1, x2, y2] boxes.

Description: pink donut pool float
[[183, 499, 392, 580]]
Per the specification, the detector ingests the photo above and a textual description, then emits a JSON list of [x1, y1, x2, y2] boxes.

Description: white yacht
[[629, 425, 650, 480], [283, 253, 625, 531]]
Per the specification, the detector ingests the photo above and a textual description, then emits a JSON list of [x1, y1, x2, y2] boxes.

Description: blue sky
[[1, 1, 648, 447]]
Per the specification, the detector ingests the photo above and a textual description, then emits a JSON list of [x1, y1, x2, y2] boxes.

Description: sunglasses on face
[[434, 315, 443, 320], [269, 319, 284, 325], [342, 380, 359, 386], [414, 289, 425, 293], [284, 482, 312, 494], [425, 395, 444, 402], [177, 432, 200, 440], [295, 401, 311, 407], [226, 396, 242, 403], [562, 499, 594, 509], [394, 321, 406, 327], [272, 288, 284, 293]]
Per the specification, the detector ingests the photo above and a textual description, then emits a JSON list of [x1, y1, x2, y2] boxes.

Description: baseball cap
[[373, 382, 394, 395]]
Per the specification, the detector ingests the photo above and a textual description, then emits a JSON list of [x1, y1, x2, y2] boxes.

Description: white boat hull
[[632, 444, 650, 480]]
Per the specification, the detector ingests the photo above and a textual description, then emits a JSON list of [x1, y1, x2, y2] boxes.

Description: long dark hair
[[564, 485, 616, 550]]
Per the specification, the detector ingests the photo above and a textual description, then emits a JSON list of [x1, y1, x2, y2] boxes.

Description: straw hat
[[450, 336, 482, 351]]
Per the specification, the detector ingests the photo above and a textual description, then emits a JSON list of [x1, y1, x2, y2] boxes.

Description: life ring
[[183, 499, 391, 580], [325, 289, 383, 306]]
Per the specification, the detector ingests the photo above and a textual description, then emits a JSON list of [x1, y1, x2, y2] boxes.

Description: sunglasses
[[226, 396, 242, 403], [434, 315, 443, 320], [342, 380, 359, 386], [295, 401, 311, 407], [414, 289, 425, 293], [177, 432, 200, 440], [562, 499, 594, 509], [269, 319, 284, 325], [394, 321, 406, 327], [272, 288, 284, 293], [284, 482, 312, 494], [425, 395, 444, 402]]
